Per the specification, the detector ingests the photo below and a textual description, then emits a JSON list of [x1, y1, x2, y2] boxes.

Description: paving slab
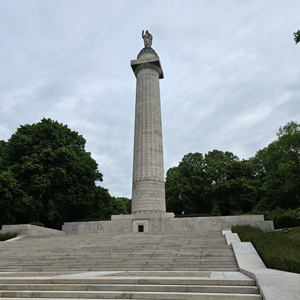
[[241, 269, 300, 300]]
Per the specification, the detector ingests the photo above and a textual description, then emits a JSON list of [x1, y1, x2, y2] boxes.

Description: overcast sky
[[1, 0, 299, 198]]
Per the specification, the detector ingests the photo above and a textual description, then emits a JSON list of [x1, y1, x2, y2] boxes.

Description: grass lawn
[[0, 232, 17, 241], [232, 225, 300, 274]]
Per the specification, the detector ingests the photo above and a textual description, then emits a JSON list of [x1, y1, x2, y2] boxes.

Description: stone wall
[[62, 214, 274, 234]]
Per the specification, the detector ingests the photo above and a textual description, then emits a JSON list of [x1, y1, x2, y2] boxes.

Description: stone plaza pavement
[[0, 230, 299, 300]]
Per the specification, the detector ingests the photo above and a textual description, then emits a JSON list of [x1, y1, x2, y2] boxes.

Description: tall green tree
[[166, 150, 259, 216], [253, 121, 300, 210], [0, 170, 24, 225], [166, 153, 209, 214], [89, 189, 131, 221], [1, 118, 102, 228], [205, 150, 258, 215], [109, 197, 131, 216]]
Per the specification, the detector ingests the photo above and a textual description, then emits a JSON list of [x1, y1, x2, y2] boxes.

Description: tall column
[[131, 43, 165, 214]]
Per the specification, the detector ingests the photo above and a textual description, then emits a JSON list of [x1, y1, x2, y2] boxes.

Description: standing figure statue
[[142, 30, 153, 47]]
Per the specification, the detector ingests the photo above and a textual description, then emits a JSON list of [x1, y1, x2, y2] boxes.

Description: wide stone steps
[[0, 232, 239, 272], [0, 283, 260, 294], [0, 230, 262, 299], [0, 277, 261, 299], [0, 292, 262, 299]]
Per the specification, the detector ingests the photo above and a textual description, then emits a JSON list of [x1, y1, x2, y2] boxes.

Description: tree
[[0, 170, 22, 225], [204, 150, 258, 215], [253, 121, 300, 210], [0, 140, 26, 225], [0, 140, 7, 170], [165, 153, 209, 215], [1, 118, 102, 228], [165, 150, 259, 216], [167, 122, 300, 216], [108, 197, 131, 216], [294, 30, 300, 44]]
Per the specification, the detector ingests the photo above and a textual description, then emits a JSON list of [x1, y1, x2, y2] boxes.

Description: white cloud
[[0, 0, 299, 197]]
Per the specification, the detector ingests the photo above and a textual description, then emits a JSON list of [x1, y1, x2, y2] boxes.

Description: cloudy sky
[[1, 0, 299, 198]]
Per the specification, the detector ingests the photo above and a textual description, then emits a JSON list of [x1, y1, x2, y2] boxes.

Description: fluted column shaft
[[131, 62, 165, 214]]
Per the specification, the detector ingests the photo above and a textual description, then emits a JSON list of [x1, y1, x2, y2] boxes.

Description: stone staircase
[[0, 231, 262, 299], [0, 275, 261, 299], [0, 232, 238, 272]]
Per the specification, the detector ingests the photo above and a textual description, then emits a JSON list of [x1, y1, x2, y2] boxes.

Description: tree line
[[0, 118, 130, 229], [166, 121, 300, 216], [1, 119, 299, 228]]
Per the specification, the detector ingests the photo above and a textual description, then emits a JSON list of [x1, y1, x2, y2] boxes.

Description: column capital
[[131, 56, 164, 79]]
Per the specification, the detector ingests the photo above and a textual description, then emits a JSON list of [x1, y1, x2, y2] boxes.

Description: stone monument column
[[130, 31, 166, 214]]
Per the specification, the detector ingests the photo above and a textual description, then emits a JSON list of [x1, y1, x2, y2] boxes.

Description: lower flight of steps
[[0, 272, 262, 299], [0, 231, 238, 272]]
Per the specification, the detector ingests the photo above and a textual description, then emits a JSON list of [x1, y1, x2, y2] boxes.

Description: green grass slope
[[232, 225, 300, 274]]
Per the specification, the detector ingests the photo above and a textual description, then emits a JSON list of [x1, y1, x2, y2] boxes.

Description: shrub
[[0, 232, 17, 241], [250, 207, 300, 228], [210, 203, 222, 216], [276, 214, 297, 229], [29, 222, 45, 227]]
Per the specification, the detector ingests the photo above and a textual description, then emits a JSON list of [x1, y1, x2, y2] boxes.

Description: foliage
[[0, 170, 24, 225], [205, 151, 258, 215], [166, 121, 300, 216], [29, 222, 45, 227], [110, 197, 131, 215], [210, 202, 222, 216], [0, 118, 104, 228], [64, 190, 131, 222], [166, 150, 259, 215], [250, 207, 300, 229], [232, 225, 300, 274], [294, 30, 300, 44], [0, 118, 133, 228], [0, 232, 17, 241], [1, 118, 299, 227], [252, 122, 300, 211], [276, 214, 297, 229], [165, 152, 209, 215]]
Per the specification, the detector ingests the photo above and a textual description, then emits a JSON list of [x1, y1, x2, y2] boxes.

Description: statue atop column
[[142, 30, 153, 48]]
